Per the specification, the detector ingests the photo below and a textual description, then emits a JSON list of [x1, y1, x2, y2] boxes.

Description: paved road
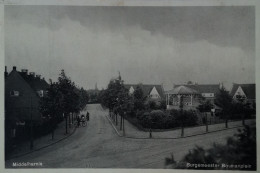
[[6, 104, 248, 168]]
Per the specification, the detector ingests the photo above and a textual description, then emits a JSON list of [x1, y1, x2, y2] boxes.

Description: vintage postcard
[[1, 0, 259, 172]]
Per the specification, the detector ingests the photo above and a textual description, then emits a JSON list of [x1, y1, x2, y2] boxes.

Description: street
[[6, 104, 248, 168]]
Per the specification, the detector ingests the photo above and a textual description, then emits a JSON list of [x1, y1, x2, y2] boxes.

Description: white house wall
[[233, 86, 247, 99], [149, 87, 160, 98]]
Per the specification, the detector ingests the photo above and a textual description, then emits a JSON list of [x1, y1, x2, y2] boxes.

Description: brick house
[[5, 66, 49, 141], [124, 84, 165, 104], [230, 83, 256, 105]]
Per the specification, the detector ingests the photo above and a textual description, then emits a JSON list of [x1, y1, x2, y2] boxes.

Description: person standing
[[86, 111, 90, 121], [77, 115, 81, 127]]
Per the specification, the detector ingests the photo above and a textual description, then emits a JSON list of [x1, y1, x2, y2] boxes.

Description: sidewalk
[[106, 114, 256, 139], [6, 120, 76, 160]]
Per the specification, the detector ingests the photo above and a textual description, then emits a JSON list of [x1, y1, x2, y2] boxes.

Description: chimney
[[13, 66, 16, 71], [4, 66, 8, 77], [21, 69, 28, 76], [29, 72, 35, 77]]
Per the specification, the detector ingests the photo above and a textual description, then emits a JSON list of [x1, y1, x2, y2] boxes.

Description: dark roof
[[174, 84, 220, 94], [19, 72, 49, 91], [230, 83, 255, 99], [124, 84, 164, 98], [166, 85, 200, 95]]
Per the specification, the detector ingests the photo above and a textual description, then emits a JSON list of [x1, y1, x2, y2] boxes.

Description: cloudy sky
[[5, 6, 255, 90]]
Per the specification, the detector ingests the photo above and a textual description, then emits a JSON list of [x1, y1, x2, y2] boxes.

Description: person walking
[[77, 115, 81, 127]]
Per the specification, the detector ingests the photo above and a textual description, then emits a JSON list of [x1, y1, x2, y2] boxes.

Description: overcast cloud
[[5, 6, 255, 90]]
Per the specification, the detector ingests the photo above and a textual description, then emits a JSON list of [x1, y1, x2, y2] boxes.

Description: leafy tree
[[166, 126, 256, 170], [197, 100, 213, 113], [39, 81, 62, 139], [57, 70, 80, 133], [215, 86, 233, 127], [40, 70, 82, 135], [76, 87, 89, 110], [133, 85, 145, 111]]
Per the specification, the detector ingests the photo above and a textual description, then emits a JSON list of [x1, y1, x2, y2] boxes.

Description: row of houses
[[124, 82, 256, 111], [4, 66, 256, 137], [5, 66, 50, 140]]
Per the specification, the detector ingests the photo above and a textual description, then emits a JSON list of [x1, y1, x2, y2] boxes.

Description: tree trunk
[[242, 114, 245, 126], [225, 117, 228, 128], [205, 113, 208, 132], [52, 129, 54, 140], [65, 114, 68, 134], [30, 123, 34, 150], [123, 115, 125, 136], [120, 115, 122, 130], [68, 114, 71, 128]]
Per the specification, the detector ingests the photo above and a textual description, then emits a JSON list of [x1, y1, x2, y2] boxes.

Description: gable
[[5, 71, 41, 121], [149, 86, 161, 98], [124, 84, 164, 98], [233, 86, 246, 99], [231, 83, 255, 100], [129, 86, 135, 94]]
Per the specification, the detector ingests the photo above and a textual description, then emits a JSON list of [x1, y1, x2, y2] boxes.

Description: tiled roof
[[174, 84, 220, 94], [166, 85, 200, 95], [19, 72, 49, 92], [124, 84, 164, 98], [230, 83, 255, 100]]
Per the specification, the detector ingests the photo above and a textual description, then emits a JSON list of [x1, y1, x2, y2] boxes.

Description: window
[[10, 90, 19, 97], [37, 90, 44, 97]]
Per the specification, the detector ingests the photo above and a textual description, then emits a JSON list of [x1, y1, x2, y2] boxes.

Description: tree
[[197, 99, 213, 132], [39, 81, 62, 139], [57, 70, 79, 134], [166, 126, 256, 170], [39, 69, 87, 136], [133, 85, 145, 111], [76, 87, 89, 110], [215, 86, 233, 128]]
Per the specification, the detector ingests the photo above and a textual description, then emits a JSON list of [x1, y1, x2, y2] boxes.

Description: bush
[[168, 126, 256, 170], [150, 110, 166, 128], [139, 111, 151, 128], [170, 109, 198, 127]]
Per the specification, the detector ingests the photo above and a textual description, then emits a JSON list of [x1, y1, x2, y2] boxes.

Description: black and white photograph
[[2, 1, 258, 171]]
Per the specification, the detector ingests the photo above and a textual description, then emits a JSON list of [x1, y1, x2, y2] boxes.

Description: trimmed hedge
[[136, 109, 198, 129]]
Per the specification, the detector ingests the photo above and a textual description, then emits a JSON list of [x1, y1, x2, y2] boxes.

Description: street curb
[[6, 126, 77, 160], [105, 114, 122, 137], [124, 124, 253, 140], [105, 114, 254, 140]]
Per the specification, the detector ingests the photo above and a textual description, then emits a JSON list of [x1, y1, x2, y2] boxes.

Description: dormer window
[[37, 90, 44, 97], [10, 90, 19, 97]]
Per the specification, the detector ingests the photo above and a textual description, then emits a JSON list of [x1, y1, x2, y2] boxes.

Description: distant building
[[87, 82, 100, 103], [166, 84, 221, 110], [124, 84, 165, 104], [230, 83, 255, 104], [5, 66, 49, 140]]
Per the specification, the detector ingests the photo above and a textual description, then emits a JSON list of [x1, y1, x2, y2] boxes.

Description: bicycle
[[74, 119, 87, 127]]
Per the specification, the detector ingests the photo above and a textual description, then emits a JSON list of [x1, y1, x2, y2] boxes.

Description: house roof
[[18, 72, 49, 92], [166, 85, 200, 95], [124, 84, 164, 98], [230, 83, 255, 99], [174, 84, 220, 94]]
